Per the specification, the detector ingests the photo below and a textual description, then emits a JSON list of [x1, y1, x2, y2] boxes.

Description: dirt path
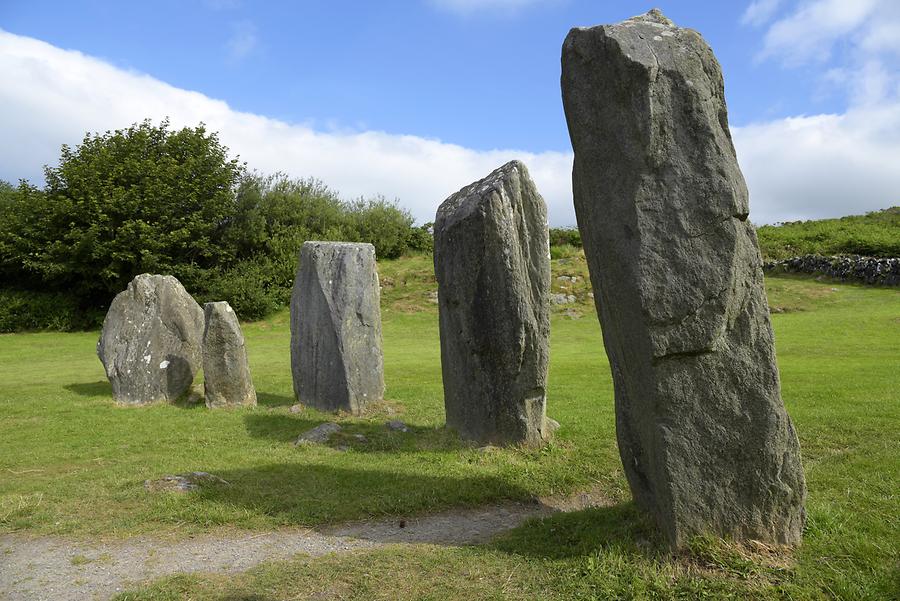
[[0, 488, 611, 601]]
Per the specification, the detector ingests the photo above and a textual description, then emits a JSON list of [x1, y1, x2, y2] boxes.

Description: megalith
[[434, 160, 552, 447], [561, 10, 806, 546], [290, 242, 384, 414], [97, 274, 204, 404], [202, 301, 257, 408]]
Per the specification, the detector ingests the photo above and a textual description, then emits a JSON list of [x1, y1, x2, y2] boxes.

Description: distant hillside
[[757, 207, 900, 261]]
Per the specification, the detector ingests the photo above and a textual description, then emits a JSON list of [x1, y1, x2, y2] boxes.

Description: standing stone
[[202, 301, 257, 408], [434, 161, 552, 447], [561, 10, 806, 546], [290, 242, 384, 415], [97, 274, 203, 404]]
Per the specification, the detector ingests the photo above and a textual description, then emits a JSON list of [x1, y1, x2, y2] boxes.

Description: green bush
[[407, 223, 434, 254], [550, 244, 580, 260], [549, 227, 582, 248], [757, 207, 900, 260], [0, 289, 103, 332], [346, 196, 415, 259], [0, 120, 244, 306], [0, 124, 432, 330]]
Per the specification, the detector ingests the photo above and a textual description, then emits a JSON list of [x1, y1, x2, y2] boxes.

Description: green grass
[[756, 206, 900, 260], [2, 255, 899, 599]]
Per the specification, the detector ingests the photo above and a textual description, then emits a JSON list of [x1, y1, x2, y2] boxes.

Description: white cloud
[[0, 29, 576, 226], [227, 21, 257, 60], [758, 0, 881, 65], [429, 0, 557, 16], [741, 0, 782, 27], [1, 27, 896, 233], [733, 106, 900, 225], [737, 0, 900, 223]]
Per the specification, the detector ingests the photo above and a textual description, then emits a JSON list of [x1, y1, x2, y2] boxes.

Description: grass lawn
[[1, 255, 898, 599]]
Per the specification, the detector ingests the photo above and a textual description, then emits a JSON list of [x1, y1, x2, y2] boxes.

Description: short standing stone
[[561, 9, 806, 546], [202, 301, 257, 408], [434, 160, 552, 447], [290, 242, 385, 415], [97, 274, 203, 404]]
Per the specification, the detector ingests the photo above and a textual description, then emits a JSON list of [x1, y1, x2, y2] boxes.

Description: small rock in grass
[[550, 293, 576, 305], [294, 422, 342, 445], [353, 434, 368, 442], [542, 417, 560, 441], [144, 471, 230, 493], [386, 420, 410, 433], [289, 404, 304, 414]]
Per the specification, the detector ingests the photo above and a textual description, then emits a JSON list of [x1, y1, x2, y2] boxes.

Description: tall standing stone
[[202, 301, 257, 408], [434, 161, 552, 447], [290, 242, 384, 415], [97, 274, 203, 404], [561, 9, 806, 546]]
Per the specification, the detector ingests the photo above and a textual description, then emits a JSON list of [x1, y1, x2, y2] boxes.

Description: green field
[[1, 254, 898, 599]]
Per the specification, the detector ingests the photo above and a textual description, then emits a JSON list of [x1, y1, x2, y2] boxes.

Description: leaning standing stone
[[434, 160, 551, 447], [97, 274, 204, 404], [561, 9, 806, 546], [290, 242, 385, 415], [202, 301, 257, 408]]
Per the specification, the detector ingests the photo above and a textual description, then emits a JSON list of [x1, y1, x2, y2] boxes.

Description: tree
[[3, 119, 245, 305]]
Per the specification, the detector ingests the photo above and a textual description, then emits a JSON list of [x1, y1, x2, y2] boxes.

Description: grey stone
[[543, 417, 560, 441], [550, 293, 576, 305], [561, 9, 806, 546], [434, 160, 553, 447], [290, 242, 385, 415], [97, 274, 203, 405], [386, 420, 409, 433], [144, 472, 230, 493], [294, 422, 342, 445], [202, 301, 256, 409]]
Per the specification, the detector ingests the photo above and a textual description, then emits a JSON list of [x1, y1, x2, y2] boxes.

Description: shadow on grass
[[64, 381, 112, 397], [195, 462, 531, 529], [256, 391, 295, 408], [243, 413, 467, 453], [491, 501, 664, 560]]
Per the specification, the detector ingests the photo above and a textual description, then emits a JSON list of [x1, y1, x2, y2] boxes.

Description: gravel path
[[0, 488, 611, 601]]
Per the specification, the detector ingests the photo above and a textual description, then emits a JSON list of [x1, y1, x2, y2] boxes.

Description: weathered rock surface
[[434, 161, 552, 447], [97, 274, 204, 404], [561, 9, 806, 546], [386, 420, 410, 433], [144, 472, 230, 493], [202, 301, 256, 408], [291, 242, 385, 414], [294, 422, 342, 445]]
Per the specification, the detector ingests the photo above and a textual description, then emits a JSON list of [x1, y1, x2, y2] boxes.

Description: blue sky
[[1, 0, 899, 225]]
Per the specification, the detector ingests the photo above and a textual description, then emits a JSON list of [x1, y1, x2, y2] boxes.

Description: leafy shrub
[[757, 207, 900, 260], [0, 123, 433, 329], [0, 120, 244, 307], [549, 227, 582, 248], [550, 244, 581, 260], [407, 222, 434, 254], [346, 196, 415, 259], [0, 289, 103, 332]]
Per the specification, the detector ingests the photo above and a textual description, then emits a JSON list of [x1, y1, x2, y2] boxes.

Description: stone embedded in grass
[[294, 422, 342, 445], [290, 241, 385, 415], [433, 160, 552, 447], [97, 274, 203, 405], [561, 9, 806, 546], [386, 420, 409, 432], [144, 471, 230, 493], [202, 301, 257, 409]]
